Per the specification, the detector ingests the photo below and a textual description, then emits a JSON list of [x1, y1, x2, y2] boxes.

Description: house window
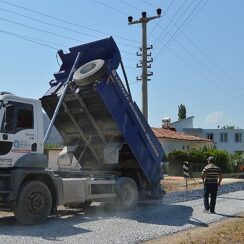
[[220, 133, 228, 143], [235, 133, 242, 143], [206, 133, 214, 140]]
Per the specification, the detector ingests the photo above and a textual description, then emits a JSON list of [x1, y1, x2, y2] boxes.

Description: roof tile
[[152, 127, 211, 142]]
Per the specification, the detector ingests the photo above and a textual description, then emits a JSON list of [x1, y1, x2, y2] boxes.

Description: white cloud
[[205, 112, 224, 125]]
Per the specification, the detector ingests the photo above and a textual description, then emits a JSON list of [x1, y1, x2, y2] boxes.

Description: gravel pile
[[0, 182, 243, 244], [163, 181, 244, 204]]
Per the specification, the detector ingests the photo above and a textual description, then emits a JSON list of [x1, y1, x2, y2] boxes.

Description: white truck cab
[[0, 92, 44, 168]]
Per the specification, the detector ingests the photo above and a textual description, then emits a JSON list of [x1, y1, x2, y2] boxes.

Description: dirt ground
[[146, 177, 244, 244], [0, 176, 243, 244], [145, 213, 244, 244], [161, 176, 243, 192]]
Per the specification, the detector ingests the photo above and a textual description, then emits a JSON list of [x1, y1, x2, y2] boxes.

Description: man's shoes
[[209, 211, 216, 214], [203, 208, 209, 213]]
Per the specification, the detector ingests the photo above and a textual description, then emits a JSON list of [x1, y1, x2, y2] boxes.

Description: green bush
[[167, 149, 232, 176]]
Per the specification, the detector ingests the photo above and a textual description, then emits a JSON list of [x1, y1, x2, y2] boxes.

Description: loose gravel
[[163, 181, 244, 204], [0, 181, 243, 244]]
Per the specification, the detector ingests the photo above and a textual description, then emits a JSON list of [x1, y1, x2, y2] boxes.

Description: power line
[[154, 0, 244, 94], [0, 26, 138, 68], [162, 27, 244, 97], [0, 0, 139, 44], [149, 0, 176, 37], [142, 0, 175, 15], [117, 0, 142, 12], [14, 32, 69, 48], [178, 0, 209, 32], [154, 0, 203, 59], [0, 16, 85, 43], [0, 28, 58, 50], [182, 32, 244, 93], [143, 3, 244, 102], [171, 0, 196, 30], [165, 45, 244, 104], [0, 7, 139, 50], [93, 0, 128, 16], [154, 0, 197, 50], [161, 0, 208, 40], [153, 0, 189, 47], [0, 7, 102, 40], [141, 0, 157, 8]]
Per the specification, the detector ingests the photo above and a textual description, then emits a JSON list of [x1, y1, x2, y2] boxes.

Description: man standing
[[202, 156, 222, 214]]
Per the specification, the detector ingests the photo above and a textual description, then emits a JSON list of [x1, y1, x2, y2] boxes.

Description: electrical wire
[[183, 32, 244, 92], [152, 0, 189, 47], [154, 0, 244, 94], [154, 0, 203, 59], [117, 0, 143, 12], [136, 1, 244, 101], [93, 0, 128, 16], [0, 16, 86, 44], [158, 25, 244, 97], [0, 0, 139, 44], [154, 0, 197, 50], [178, 0, 209, 33], [149, 0, 176, 37], [165, 46, 244, 104], [0, 7, 139, 49], [0, 7, 103, 40], [0, 28, 58, 50]]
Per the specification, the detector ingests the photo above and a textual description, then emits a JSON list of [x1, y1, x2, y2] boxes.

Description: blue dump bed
[[41, 37, 164, 186]]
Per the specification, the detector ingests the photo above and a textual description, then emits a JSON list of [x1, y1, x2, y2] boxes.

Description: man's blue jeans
[[204, 183, 218, 212]]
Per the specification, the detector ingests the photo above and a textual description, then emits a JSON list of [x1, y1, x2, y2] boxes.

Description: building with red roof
[[152, 127, 214, 155]]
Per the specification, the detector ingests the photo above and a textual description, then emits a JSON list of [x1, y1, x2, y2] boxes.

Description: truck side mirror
[[4, 104, 14, 132]]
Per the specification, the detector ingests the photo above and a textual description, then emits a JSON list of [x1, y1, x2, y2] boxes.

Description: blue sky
[[0, 0, 243, 129]]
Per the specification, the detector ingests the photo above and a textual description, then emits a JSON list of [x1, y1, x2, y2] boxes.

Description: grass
[[179, 216, 244, 244], [146, 214, 244, 244]]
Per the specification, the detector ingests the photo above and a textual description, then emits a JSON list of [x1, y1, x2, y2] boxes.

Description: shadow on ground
[[0, 202, 207, 240]]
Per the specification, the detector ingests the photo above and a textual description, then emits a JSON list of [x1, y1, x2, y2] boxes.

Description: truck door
[[0, 101, 37, 167]]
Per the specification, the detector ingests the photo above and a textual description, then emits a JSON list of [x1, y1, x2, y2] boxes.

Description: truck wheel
[[14, 181, 52, 225], [73, 59, 106, 86], [115, 177, 138, 210]]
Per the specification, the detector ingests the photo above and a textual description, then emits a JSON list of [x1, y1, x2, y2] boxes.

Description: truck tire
[[14, 181, 52, 225], [73, 59, 106, 86], [115, 177, 138, 210]]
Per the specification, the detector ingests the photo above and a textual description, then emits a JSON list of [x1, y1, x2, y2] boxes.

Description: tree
[[178, 104, 186, 120]]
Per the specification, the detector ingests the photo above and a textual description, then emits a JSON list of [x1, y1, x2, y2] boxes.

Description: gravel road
[[0, 181, 243, 244]]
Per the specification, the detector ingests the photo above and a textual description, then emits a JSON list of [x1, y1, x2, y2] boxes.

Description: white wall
[[158, 138, 213, 155], [184, 128, 244, 153], [203, 129, 244, 153], [171, 116, 194, 132]]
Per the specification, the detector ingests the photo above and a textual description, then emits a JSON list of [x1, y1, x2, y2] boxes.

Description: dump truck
[[0, 37, 165, 225]]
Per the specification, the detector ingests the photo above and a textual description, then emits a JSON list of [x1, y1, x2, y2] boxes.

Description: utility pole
[[128, 9, 162, 121]]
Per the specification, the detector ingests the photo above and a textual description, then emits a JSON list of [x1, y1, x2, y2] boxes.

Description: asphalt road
[[0, 189, 243, 243]]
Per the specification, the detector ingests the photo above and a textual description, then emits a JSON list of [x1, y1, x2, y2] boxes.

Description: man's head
[[207, 156, 214, 164]]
